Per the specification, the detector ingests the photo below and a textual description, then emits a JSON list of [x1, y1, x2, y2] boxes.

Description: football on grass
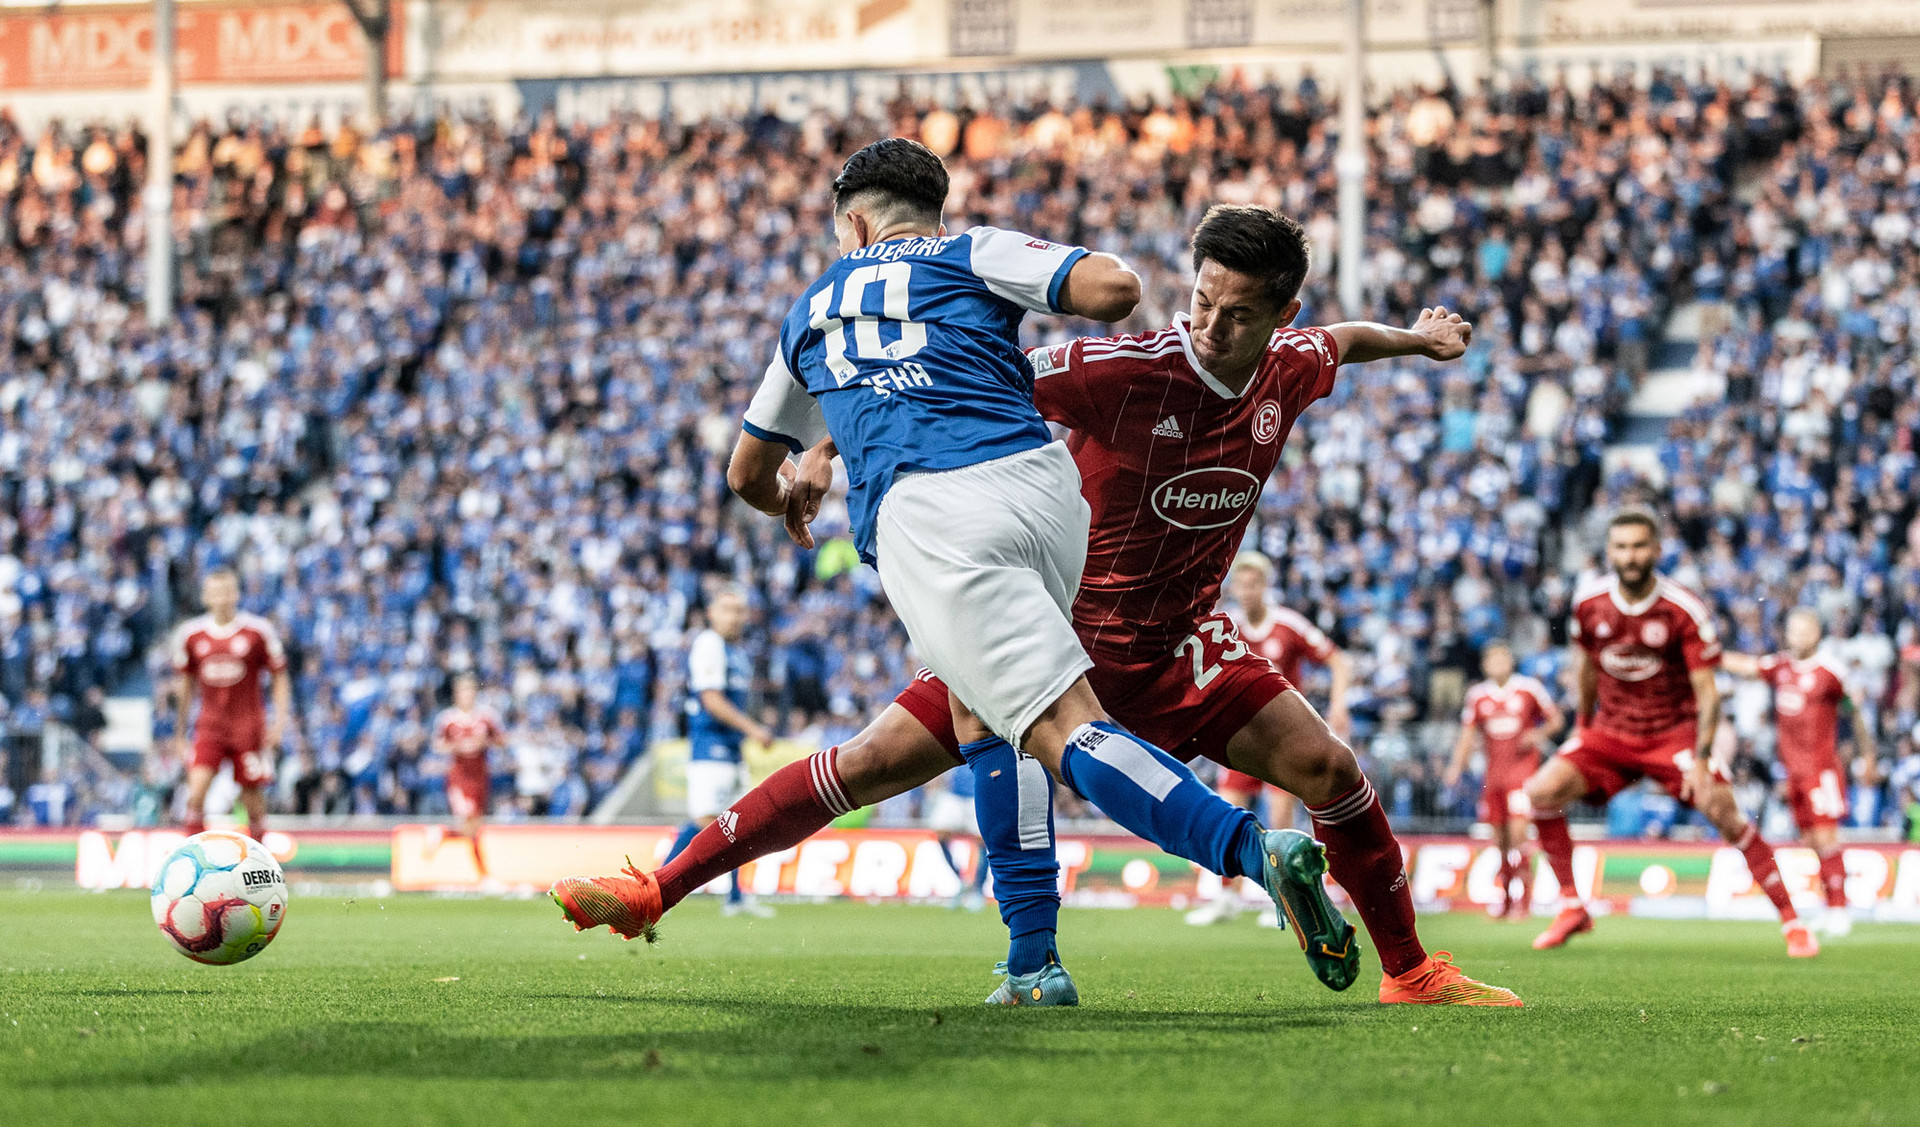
[[150, 831, 289, 965]]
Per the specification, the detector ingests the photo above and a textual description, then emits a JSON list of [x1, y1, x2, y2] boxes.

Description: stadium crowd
[[0, 64, 1916, 836]]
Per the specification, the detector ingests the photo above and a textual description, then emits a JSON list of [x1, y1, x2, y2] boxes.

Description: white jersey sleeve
[[742, 351, 827, 453], [687, 630, 730, 693], [965, 227, 1089, 314]]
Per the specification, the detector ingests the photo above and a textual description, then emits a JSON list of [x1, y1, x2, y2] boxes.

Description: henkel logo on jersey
[[1151, 467, 1262, 530], [1776, 687, 1807, 716], [1598, 644, 1662, 682], [199, 656, 249, 688], [1484, 714, 1525, 739]]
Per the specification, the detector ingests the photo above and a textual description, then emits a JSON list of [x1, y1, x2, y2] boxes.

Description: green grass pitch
[[2, 890, 1915, 1126]]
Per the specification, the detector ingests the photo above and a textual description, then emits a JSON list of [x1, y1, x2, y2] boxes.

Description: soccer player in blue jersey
[[714, 138, 1350, 999], [674, 589, 774, 918]]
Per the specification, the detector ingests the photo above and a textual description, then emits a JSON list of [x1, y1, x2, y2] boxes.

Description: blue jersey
[[685, 628, 751, 762], [743, 226, 1088, 564]]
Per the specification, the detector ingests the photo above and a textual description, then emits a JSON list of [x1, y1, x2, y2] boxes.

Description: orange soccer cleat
[[1784, 921, 1820, 959], [1378, 951, 1523, 1007], [549, 859, 664, 942], [1531, 904, 1594, 950]]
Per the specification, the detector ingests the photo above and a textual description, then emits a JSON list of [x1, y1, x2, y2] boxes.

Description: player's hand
[[1679, 757, 1712, 804], [265, 722, 285, 752], [1411, 306, 1472, 361], [749, 723, 776, 747], [1441, 764, 1462, 789], [784, 446, 834, 550]]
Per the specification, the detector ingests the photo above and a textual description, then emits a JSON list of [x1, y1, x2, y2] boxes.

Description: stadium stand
[[0, 69, 1915, 834]]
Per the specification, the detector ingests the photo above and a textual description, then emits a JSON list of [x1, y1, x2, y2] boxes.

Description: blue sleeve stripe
[[742, 420, 804, 454], [1047, 247, 1090, 313]]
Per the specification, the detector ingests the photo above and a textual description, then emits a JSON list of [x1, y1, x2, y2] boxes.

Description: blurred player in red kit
[[1444, 640, 1561, 919], [430, 672, 506, 876], [169, 568, 291, 843], [1184, 551, 1354, 926], [1721, 608, 1879, 938], [1524, 510, 1819, 957], [1222, 552, 1352, 821]]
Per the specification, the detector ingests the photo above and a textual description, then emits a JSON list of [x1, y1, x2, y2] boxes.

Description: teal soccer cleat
[[984, 961, 1080, 1006], [1260, 828, 1361, 992]]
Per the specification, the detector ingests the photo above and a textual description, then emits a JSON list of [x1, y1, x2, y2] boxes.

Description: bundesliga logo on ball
[[150, 831, 290, 965]]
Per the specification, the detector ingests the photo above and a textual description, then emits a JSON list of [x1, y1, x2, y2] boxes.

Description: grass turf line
[[2, 891, 1915, 1126]]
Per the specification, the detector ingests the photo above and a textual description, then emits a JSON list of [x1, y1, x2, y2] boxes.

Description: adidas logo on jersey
[[1151, 416, 1185, 438]]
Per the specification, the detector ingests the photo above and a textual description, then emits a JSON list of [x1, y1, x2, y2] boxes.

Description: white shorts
[[927, 789, 978, 835], [876, 442, 1094, 746], [685, 759, 746, 820]]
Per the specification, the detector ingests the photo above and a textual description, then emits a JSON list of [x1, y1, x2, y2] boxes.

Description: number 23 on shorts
[[1176, 619, 1250, 689]]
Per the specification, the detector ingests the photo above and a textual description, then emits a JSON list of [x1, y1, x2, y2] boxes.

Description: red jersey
[[1030, 316, 1338, 658], [435, 706, 504, 761], [1570, 574, 1720, 738], [1230, 601, 1335, 686], [170, 613, 287, 743], [1461, 675, 1555, 779], [1755, 652, 1848, 773]]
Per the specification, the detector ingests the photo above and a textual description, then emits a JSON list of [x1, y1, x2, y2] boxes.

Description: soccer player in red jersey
[[169, 568, 291, 844], [1222, 553, 1352, 818], [430, 672, 506, 876], [1524, 509, 1818, 957], [1443, 640, 1561, 919], [1185, 551, 1354, 925], [1721, 608, 1879, 938], [554, 205, 1518, 1006]]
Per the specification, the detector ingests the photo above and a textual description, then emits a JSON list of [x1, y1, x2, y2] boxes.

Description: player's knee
[[1290, 733, 1359, 806], [1523, 773, 1564, 810]]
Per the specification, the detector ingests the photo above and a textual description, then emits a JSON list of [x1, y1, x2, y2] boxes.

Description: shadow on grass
[[24, 993, 1344, 1087]]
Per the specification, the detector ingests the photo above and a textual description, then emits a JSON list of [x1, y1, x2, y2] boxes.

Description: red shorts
[[894, 612, 1292, 770], [1783, 761, 1847, 832], [191, 731, 273, 788], [1217, 769, 1265, 797], [894, 671, 964, 763], [1086, 614, 1293, 768], [1556, 724, 1721, 806], [448, 763, 491, 819], [1480, 771, 1534, 824]]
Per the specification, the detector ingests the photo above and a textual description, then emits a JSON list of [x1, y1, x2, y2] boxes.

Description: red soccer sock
[[1534, 811, 1580, 903], [1494, 853, 1514, 907], [654, 747, 851, 910], [1306, 778, 1426, 978], [183, 814, 207, 836], [1817, 848, 1847, 910], [248, 822, 269, 844], [1734, 825, 1798, 924]]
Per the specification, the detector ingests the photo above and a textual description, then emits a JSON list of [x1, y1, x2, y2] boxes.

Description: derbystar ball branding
[[1150, 467, 1262, 530]]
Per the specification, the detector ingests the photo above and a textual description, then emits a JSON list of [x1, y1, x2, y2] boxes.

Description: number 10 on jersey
[[810, 261, 930, 392]]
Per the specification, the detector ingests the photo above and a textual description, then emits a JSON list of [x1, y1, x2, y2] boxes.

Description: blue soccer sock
[[727, 869, 744, 905], [961, 736, 1061, 976], [1057, 721, 1266, 880]]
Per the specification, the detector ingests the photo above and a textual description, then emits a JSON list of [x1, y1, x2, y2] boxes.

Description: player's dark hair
[[203, 566, 238, 582], [832, 138, 948, 228], [1191, 205, 1311, 310], [1482, 638, 1512, 654], [1607, 507, 1660, 537]]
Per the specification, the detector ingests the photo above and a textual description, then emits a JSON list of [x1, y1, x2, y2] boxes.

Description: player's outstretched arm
[[1718, 652, 1762, 678], [1442, 724, 1476, 789], [1055, 252, 1142, 323], [1845, 687, 1880, 783], [1328, 306, 1472, 365], [727, 431, 799, 517]]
